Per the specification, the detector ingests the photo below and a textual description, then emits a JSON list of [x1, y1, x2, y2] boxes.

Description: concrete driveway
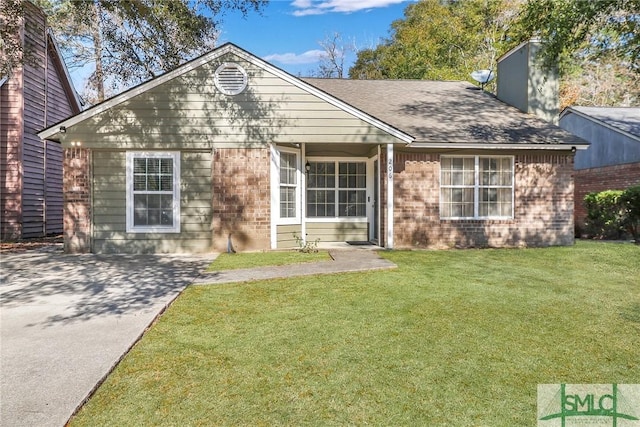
[[0, 249, 212, 427]]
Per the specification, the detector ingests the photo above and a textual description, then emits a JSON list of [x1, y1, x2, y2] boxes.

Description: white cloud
[[263, 50, 326, 65], [291, 0, 409, 16]]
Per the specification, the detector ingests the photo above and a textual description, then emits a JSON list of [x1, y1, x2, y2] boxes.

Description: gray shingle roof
[[303, 79, 585, 146], [568, 106, 640, 138]]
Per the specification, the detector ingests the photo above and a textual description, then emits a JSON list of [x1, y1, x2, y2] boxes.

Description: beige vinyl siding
[[276, 222, 368, 248], [91, 150, 213, 253], [59, 53, 403, 150], [305, 222, 368, 243], [276, 224, 302, 249]]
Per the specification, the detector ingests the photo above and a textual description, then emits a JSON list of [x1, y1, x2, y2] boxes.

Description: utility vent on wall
[[214, 63, 248, 95]]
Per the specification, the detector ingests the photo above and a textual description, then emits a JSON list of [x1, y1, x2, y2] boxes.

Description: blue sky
[[68, 0, 414, 90], [216, 0, 413, 76], [218, 0, 410, 75]]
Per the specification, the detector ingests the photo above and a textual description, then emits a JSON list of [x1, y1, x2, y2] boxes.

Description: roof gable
[[46, 31, 82, 113], [38, 43, 412, 143], [560, 106, 640, 142]]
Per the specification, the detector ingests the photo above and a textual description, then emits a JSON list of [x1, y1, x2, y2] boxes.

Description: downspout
[[377, 144, 381, 245], [301, 143, 306, 245], [42, 28, 49, 236], [386, 144, 394, 249], [90, 149, 95, 252]]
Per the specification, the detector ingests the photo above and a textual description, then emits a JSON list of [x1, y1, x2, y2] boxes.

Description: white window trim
[[306, 157, 369, 220], [440, 155, 514, 220], [306, 217, 368, 224], [126, 151, 181, 233], [274, 147, 301, 225]]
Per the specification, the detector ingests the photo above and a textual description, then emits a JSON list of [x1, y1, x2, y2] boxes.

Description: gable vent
[[214, 63, 248, 95]]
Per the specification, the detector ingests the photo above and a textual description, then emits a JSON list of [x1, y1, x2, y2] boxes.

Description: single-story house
[[559, 106, 640, 228], [1, 0, 82, 240], [38, 43, 588, 254]]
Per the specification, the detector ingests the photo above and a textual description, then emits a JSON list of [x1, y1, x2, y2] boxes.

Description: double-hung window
[[279, 150, 299, 222], [440, 156, 513, 219], [307, 161, 367, 218], [126, 152, 180, 233]]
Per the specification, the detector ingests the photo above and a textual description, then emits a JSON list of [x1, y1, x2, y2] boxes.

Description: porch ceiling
[[304, 143, 377, 157]]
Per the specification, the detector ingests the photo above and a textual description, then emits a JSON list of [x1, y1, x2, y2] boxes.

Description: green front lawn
[[71, 241, 639, 426], [206, 250, 331, 271]]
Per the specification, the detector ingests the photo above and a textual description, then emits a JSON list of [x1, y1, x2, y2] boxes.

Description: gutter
[[407, 142, 590, 150]]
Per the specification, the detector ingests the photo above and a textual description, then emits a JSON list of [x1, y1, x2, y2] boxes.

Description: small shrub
[[621, 185, 640, 243], [293, 233, 320, 253], [584, 190, 625, 239]]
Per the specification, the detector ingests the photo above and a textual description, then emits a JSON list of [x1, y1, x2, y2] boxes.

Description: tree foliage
[[349, 0, 521, 85], [515, 0, 640, 107], [516, 0, 640, 74], [349, 0, 638, 106], [35, 0, 267, 103], [0, 0, 25, 77]]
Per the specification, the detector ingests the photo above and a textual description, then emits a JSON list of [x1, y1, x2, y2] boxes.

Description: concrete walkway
[[193, 247, 396, 284], [1, 245, 394, 427]]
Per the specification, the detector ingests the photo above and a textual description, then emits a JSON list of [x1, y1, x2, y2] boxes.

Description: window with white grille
[[126, 152, 180, 233], [440, 156, 514, 219], [214, 63, 248, 95]]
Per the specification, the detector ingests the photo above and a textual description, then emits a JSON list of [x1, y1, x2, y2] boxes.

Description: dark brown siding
[[44, 39, 75, 235], [0, 68, 24, 240], [21, 3, 48, 237], [1, 2, 76, 240], [44, 141, 64, 234]]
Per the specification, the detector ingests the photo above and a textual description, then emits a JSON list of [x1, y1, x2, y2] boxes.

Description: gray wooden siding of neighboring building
[[560, 112, 640, 170], [92, 150, 213, 253]]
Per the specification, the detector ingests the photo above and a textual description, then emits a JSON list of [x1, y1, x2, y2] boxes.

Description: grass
[[206, 250, 331, 271], [71, 241, 639, 426]]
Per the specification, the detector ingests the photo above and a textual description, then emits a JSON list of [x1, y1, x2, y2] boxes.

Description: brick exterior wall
[[390, 152, 575, 249], [212, 148, 270, 251], [574, 162, 640, 230], [63, 147, 91, 253]]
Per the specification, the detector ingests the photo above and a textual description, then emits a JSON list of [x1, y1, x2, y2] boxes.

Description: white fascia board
[[407, 142, 590, 150], [0, 76, 7, 87], [38, 43, 414, 144]]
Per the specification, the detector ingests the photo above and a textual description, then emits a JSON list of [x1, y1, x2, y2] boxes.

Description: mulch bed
[[0, 235, 63, 254]]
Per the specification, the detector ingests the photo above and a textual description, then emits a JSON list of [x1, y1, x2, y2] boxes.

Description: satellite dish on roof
[[470, 69, 494, 91]]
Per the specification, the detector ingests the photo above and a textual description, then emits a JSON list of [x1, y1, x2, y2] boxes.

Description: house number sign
[[388, 158, 393, 180]]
